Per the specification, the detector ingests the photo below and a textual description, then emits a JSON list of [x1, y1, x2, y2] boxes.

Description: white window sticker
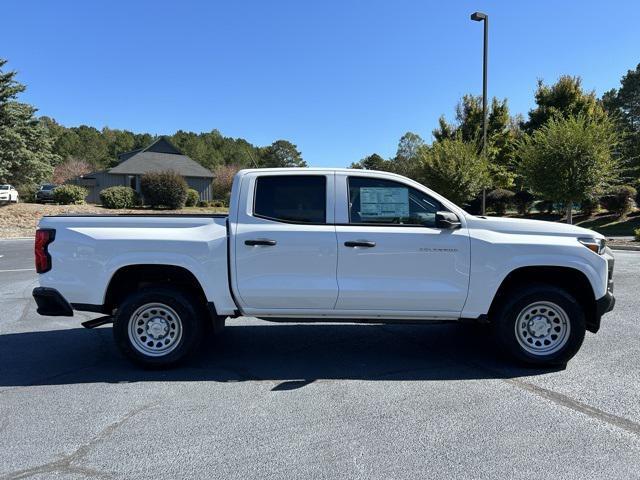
[[359, 187, 409, 218]]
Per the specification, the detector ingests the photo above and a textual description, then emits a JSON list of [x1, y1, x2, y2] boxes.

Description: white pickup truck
[[33, 168, 615, 368]]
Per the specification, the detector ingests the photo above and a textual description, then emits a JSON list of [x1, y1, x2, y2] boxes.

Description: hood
[[465, 215, 603, 239]]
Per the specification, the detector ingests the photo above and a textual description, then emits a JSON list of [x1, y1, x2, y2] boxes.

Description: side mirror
[[435, 211, 461, 229]]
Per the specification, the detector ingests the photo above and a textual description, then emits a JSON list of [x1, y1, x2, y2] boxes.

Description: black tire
[[113, 287, 204, 368], [493, 283, 586, 366]]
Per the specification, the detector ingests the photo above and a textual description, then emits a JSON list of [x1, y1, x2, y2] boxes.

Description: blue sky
[[2, 0, 639, 167]]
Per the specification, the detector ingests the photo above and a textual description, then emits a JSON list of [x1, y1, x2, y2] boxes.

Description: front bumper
[[596, 291, 615, 316], [32, 287, 73, 316], [588, 253, 615, 333]]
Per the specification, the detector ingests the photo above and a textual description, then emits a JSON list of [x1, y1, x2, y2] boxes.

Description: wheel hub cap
[[528, 316, 551, 337], [127, 303, 183, 357], [514, 301, 571, 356], [146, 317, 169, 339]]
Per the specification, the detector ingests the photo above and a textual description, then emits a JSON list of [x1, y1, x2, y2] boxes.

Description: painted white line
[[0, 268, 36, 272]]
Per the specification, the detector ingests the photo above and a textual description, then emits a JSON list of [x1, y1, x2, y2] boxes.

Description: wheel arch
[[103, 264, 209, 314], [488, 266, 598, 333]]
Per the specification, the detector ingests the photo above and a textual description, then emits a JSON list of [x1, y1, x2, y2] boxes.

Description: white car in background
[[0, 185, 19, 203]]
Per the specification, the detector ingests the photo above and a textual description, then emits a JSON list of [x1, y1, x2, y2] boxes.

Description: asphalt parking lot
[[0, 239, 639, 479]]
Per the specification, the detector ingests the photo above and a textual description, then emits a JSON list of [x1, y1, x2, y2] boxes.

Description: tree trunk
[[566, 203, 573, 224]]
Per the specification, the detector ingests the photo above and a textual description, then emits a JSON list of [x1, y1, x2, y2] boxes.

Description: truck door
[[334, 173, 470, 315], [232, 172, 338, 314]]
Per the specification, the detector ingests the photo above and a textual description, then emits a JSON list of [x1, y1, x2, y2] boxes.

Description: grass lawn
[[515, 210, 640, 237], [0, 203, 228, 238]]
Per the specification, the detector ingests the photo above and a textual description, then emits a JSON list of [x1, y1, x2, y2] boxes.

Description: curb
[[610, 245, 640, 252]]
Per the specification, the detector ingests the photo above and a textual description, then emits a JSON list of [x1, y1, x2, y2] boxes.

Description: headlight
[[578, 237, 606, 255]]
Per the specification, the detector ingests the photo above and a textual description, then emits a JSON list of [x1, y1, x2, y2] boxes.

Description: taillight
[[35, 228, 55, 273]]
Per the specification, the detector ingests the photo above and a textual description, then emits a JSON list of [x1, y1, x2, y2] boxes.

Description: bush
[[514, 190, 535, 215], [462, 196, 482, 215], [185, 189, 199, 207], [16, 184, 39, 203], [53, 185, 87, 205], [600, 185, 637, 217], [580, 197, 599, 216], [100, 186, 139, 209], [635, 228, 640, 242], [140, 170, 188, 209], [197, 199, 226, 208], [486, 189, 515, 216], [535, 200, 554, 214]]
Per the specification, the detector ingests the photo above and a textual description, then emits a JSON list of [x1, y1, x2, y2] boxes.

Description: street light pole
[[471, 11, 488, 215]]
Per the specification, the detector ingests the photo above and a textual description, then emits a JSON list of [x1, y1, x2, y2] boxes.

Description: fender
[[461, 238, 608, 319]]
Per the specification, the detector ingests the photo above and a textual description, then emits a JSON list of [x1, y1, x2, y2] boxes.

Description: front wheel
[[113, 287, 204, 368], [493, 284, 586, 366]]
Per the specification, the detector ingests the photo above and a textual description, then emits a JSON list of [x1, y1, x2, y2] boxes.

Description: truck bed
[[37, 214, 236, 314]]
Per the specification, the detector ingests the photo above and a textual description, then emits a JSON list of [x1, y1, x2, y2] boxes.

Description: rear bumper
[[32, 287, 73, 316]]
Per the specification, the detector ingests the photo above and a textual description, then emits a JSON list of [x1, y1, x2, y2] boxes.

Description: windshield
[[0, 185, 9, 190], [41, 185, 55, 191]]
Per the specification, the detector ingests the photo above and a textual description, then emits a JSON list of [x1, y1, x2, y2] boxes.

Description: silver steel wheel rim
[[128, 303, 183, 357], [514, 301, 571, 356]]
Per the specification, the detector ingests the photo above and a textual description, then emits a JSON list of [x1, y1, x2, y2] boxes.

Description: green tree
[[258, 140, 306, 167], [0, 59, 58, 186], [524, 76, 606, 133], [418, 138, 490, 206], [432, 95, 520, 189], [350, 153, 390, 171], [602, 63, 640, 180], [390, 132, 424, 178], [518, 115, 618, 223]]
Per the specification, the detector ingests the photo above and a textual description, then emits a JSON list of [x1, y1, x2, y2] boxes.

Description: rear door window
[[254, 175, 326, 224]]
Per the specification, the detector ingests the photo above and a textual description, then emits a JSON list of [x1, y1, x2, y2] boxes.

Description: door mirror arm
[[435, 211, 461, 229]]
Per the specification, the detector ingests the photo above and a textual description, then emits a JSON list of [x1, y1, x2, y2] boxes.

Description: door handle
[[344, 240, 376, 248], [245, 239, 277, 246]]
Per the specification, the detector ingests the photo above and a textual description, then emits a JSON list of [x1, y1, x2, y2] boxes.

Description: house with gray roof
[[73, 137, 215, 204]]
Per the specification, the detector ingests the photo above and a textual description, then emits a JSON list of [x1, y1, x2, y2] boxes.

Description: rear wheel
[[113, 287, 203, 368], [493, 284, 586, 366]]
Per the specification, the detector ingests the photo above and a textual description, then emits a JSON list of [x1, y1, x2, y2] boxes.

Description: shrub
[[486, 189, 515, 216], [140, 170, 188, 209], [462, 196, 482, 215], [100, 186, 139, 209], [16, 184, 39, 203], [535, 200, 554, 214], [514, 190, 535, 215], [635, 228, 640, 242], [53, 185, 87, 205], [580, 197, 599, 216], [600, 185, 637, 217], [185, 189, 199, 207]]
